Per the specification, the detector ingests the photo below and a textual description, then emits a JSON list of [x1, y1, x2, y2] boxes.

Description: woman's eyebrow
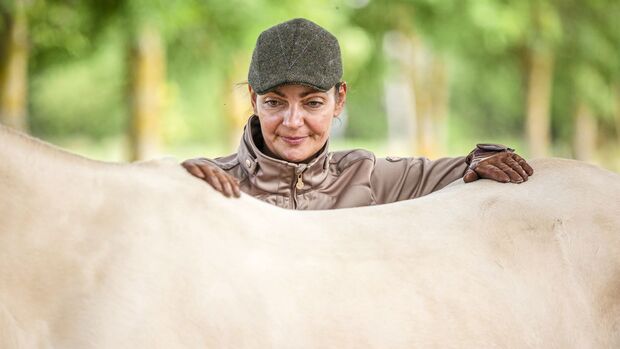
[[268, 90, 286, 97], [300, 90, 325, 98]]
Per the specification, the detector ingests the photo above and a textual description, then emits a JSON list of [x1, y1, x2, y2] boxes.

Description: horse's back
[[1, 125, 619, 348]]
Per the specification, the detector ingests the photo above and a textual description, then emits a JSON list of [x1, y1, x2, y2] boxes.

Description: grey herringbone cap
[[248, 18, 343, 94]]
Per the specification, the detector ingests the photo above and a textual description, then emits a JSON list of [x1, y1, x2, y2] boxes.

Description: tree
[[127, 23, 165, 160], [552, 0, 620, 161], [0, 0, 29, 131], [353, 2, 450, 156]]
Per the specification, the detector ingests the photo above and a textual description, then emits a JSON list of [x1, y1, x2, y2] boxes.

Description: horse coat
[[0, 125, 619, 348]]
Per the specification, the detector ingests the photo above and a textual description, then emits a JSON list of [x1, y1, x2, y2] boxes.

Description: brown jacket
[[203, 116, 468, 209]]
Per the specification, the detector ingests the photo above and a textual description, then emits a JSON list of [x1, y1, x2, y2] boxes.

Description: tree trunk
[[525, 48, 554, 158], [383, 30, 448, 158], [382, 31, 416, 155], [128, 25, 165, 161], [573, 101, 597, 162], [383, 76, 416, 154], [614, 83, 620, 146], [0, 0, 28, 132], [410, 35, 447, 158], [427, 56, 448, 157], [409, 35, 432, 157]]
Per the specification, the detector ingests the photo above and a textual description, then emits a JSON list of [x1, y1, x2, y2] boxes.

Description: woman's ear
[[249, 85, 258, 114], [334, 82, 347, 116]]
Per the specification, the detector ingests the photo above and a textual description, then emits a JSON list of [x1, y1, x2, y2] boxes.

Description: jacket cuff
[[465, 143, 515, 165]]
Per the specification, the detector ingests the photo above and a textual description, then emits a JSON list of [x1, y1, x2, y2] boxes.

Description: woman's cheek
[[260, 113, 282, 128]]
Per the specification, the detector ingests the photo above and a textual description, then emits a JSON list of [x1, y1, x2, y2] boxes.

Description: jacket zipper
[[292, 169, 305, 209], [295, 173, 305, 190]]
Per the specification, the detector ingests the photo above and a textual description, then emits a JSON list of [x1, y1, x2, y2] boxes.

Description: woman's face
[[250, 83, 347, 163]]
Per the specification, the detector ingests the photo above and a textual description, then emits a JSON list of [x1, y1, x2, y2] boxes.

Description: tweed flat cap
[[248, 18, 343, 94]]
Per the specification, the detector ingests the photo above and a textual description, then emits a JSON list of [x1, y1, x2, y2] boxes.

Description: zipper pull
[[296, 173, 304, 190]]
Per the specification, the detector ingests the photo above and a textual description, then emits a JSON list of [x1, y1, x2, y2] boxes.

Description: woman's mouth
[[281, 136, 307, 145]]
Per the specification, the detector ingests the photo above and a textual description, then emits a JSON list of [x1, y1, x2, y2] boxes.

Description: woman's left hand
[[463, 147, 534, 184]]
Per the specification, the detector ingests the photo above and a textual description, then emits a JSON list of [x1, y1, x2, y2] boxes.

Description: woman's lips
[[281, 136, 307, 145]]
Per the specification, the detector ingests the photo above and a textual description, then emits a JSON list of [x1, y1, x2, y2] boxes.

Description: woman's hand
[[181, 158, 241, 198], [463, 144, 534, 183]]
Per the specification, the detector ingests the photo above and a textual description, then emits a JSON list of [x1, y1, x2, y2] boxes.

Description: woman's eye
[[307, 100, 323, 108], [265, 100, 280, 107]]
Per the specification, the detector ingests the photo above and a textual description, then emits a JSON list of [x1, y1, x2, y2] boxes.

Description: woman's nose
[[282, 105, 304, 128]]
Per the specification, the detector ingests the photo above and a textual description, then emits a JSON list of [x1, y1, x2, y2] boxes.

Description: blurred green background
[[1, 0, 618, 171]]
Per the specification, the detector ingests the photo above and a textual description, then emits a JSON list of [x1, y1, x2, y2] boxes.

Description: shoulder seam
[[339, 157, 374, 172], [205, 154, 240, 170], [332, 149, 375, 172]]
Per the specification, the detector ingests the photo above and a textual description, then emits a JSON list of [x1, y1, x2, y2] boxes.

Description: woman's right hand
[[181, 158, 241, 198]]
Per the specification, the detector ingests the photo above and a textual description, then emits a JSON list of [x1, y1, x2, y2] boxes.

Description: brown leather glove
[[181, 158, 241, 198], [463, 144, 534, 183]]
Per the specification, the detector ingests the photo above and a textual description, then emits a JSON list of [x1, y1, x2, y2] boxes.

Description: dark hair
[[334, 82, 342, 102]]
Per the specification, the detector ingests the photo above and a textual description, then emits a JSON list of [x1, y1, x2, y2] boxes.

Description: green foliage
[[11, 0, 618, 165], [344, 51, 388, 140], [29, 30, 126, 139], [27, 0, 123, 69], [449, 55, 525, 138]]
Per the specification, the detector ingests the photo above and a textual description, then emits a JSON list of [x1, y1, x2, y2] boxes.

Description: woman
[[182, 18, 533, 209]]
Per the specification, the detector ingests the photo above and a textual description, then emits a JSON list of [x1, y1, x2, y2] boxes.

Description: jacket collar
[[237, 115, 332, 194]]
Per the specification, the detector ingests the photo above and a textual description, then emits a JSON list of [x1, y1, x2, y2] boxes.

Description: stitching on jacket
[[368, 155, 379, 204], [333, 149, 375, 172], [206, 156, 239, 170]]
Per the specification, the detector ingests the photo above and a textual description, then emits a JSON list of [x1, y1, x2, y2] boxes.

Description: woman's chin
[[271, 141, 323, 163], [282, 154, 307, 163], [279, 150, 313, 163]]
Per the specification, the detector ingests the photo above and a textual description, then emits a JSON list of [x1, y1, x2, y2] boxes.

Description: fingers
[[181, 159, 207, 179], [182, 162, 206, 179], [513, 154, 534, 176], [475, 163, 511, 183], [214, 171, 240, 198], [505, 156, 529, 182], [472, 152, 536, 184], [203, 166, 225, 195], [466, 148, 534, 184], [463, 169, 479, 183], [497, 162, 524, 183], [212, 168, 240, 198], [181, 159, 241, 198], [231, 179, 241, 197], [207, 166, 241, 198]]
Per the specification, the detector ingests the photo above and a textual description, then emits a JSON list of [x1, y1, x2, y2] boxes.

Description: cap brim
[[257, 81, 332, 95]]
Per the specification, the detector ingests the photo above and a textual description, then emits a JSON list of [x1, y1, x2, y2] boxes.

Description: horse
[[1, 124, 619, 348]]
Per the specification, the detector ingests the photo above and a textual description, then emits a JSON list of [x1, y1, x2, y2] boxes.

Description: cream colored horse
[[1, 124, 619, 349]]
